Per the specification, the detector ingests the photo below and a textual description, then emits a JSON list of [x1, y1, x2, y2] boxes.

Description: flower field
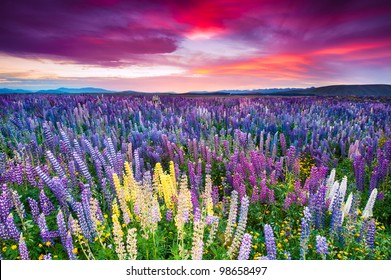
[[0, 95, 390, 260]]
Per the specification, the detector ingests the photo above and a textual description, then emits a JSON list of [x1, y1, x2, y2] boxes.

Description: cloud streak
[[0, 0, 390, 90]]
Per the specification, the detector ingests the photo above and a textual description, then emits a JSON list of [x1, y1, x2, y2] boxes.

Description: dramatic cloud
[[0, 0, 390, 90]]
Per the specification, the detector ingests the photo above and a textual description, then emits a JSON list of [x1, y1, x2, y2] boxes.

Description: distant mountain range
[[0, 87, 113, 94], [1, 84, 391, 96]]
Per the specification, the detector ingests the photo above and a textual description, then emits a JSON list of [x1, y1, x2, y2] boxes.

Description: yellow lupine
[[169, 161, 177, 189], [112, 201, 120, 217]]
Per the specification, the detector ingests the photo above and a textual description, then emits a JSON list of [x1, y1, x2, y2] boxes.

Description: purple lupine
[[283, 193, 296, 210], [250, 182, 259, 203], [73, 151, 92, 182], [238, 233, 252, 260], [57, 210, 67, 247], [27, 197, 40, 223], [353, 154, 365, 192], [380, 158, 389, 180], [366, 219, 376, 251], [369, 170, 378, 192], [264, 224, 276, 260], [13, 164, 24, 185], [37, 213, 50, 243], [43, 253, 52, 260], [42, 122, 54, 149], [190, 188, 200, 214], [25, 163, 37, 187], [165, 209, 173, 222], [18, 234, 30, 260], [377, 191, 384, 201], [81, 188, 96, 236], [280, 133, 287, 155], [75, 202, 92, 241], [330, 191, 342, 235], [314, 185, 327, 229], [39, 191, 54, 216], [5, 213, 20, 241], [46, 150, 66, 178], [65, 231, 77, 260], [315, 235, 328, 258], [0, 222, 8, 239], [0, 192, 10, 223], [193, 207, 201, 223], [357, 219, 368, 243]]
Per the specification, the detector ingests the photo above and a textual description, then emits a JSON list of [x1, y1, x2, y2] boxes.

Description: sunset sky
[[0, 0, 390, 92]]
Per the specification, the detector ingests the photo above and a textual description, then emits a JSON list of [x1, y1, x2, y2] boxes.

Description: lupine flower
[[366, 219, 376, 251], [39, 190, 54, 216], [65, 231, 76, 260], [43, 253, 52, 260], [227, 195, 249, 258], [330, 191, 343, 234], [6, 213, 20, 241], [46, 150, 66, 178], [19, 234, 30, 260], [264, 224, 277, 260], [224, 190, 238, 244], [238, 233, 252, 260], [362, 188, 378, 219], [165, 209, 173, 222], [126, 228, 138, 260], [300, 217, 310, 260], [57, 210, 67, 247], [27, 197, 40, 223], [0, 192, 10, 223], [191, 210, 205, 260], [353, 155, 365, 191], [112, 213, 126, 260], [315, 235, 328, 258], [73, 151, 92, 182]]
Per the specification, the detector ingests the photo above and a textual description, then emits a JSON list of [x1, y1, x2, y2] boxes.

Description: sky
[[0, 0, 390, 92]]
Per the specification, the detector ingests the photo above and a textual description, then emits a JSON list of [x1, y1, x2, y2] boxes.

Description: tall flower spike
[[6, 213, 20, 241], [315, 235, 328, 259], [57, 209, 67, 247], [366, 219, 376, 251], [238, 233, 252, 260], [65, 231, 77, 260], [264, 224, 277, 260], [227, 195, 250, 258], [46, 150, 66, 178], [362, 188, 378, 219], [224, 190, 238, 244], [18, 234, 30, 260], [126, 228, 138, 260], [27, 197, 40, 223]]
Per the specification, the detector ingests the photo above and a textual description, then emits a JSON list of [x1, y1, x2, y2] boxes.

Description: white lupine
[[326, 169, 336, 188], [343, 193, 353, 216], [362, 189, 378, 219], [328, 181, 340, 211], [340, 192, 353, 225], [339, 177, 347, 202]]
